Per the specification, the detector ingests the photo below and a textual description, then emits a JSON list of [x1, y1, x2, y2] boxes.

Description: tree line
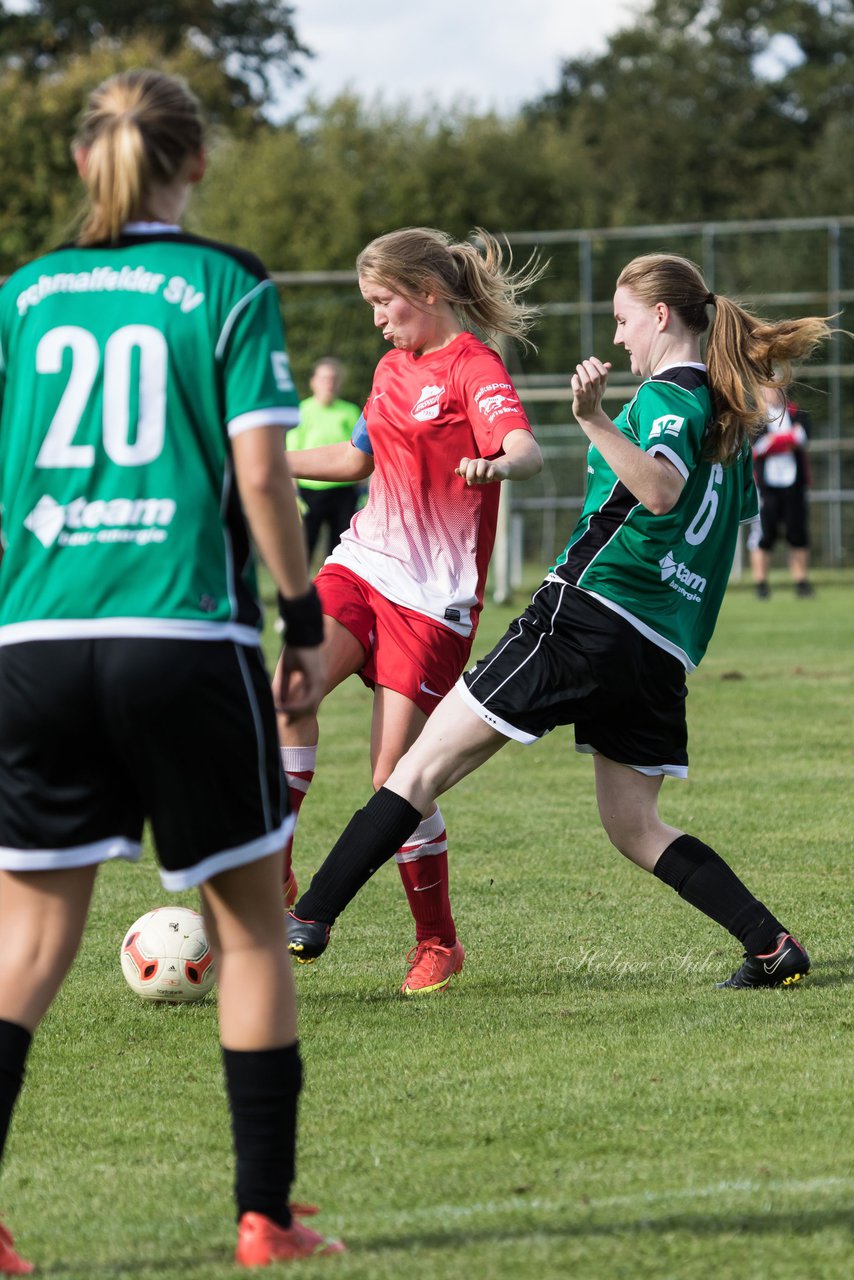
[[1, 0, 852, 394]]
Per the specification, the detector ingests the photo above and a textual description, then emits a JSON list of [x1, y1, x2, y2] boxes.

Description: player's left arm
[[453, 346, 543, 486], [571, 357, 686, 514], [455, 429, 543, 486]]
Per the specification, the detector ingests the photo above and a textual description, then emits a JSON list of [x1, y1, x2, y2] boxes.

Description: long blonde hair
[[73, 69, 205, 245], [356, 226, 545, 350], [617, 253, 833, 463]]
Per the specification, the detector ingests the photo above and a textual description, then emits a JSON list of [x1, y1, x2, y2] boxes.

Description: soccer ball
[[120, 906, 216, 1003]]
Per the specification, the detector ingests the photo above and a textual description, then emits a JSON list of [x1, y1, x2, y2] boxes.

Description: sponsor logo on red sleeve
[[475, 382, 519, 423]]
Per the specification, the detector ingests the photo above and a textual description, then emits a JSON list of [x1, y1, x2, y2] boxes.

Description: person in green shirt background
[[287, 358, 363, 561]]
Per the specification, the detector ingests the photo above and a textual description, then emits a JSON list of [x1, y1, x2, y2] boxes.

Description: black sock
[[294, 787, 422, 925], [654, 834, 784, 954], [223, 1042, 302, 1227], [0, 1020, 32, 1165]]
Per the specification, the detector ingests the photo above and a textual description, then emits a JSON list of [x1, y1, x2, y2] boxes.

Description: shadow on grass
[[354, 1201, 854, 1254], [40, 1201, 853, 1274], [297, 945, 853, 1004], [803, 958, 854, 988]]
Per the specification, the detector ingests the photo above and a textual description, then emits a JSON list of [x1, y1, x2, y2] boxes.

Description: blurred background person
[[287, 358, 363, 564], [749, 383, 814, 599]]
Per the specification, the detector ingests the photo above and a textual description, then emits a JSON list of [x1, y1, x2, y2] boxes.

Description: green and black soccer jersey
[[551, 365, 758, 670], [0, 228, 298, 645]]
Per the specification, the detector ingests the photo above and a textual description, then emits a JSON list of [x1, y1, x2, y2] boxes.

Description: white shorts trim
[[574, 742, 689, 779], [159, 816, 295, 891], [454, 674, 540, 745], [0, 835, 142, 871]]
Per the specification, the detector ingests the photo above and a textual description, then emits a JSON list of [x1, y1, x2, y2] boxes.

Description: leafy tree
[[191, 93, 592, 390], [525, 0, 854, 224], [0, 0, 310, 108], [0, 35, 252, 271]]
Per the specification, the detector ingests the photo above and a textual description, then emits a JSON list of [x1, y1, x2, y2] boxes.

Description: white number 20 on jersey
[[35, 324, 167, 468]]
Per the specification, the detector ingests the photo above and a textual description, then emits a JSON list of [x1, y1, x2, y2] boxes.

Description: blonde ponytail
[[74, 69, 205, 245]]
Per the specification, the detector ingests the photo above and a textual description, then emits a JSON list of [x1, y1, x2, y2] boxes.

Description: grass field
[[5, 568, 853, 1279]]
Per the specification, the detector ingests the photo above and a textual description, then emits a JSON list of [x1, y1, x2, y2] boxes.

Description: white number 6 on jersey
[[684, 463, 724, 546]]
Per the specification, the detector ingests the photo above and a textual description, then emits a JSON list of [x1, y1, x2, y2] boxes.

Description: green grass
[[5, 569, 853, 1279]]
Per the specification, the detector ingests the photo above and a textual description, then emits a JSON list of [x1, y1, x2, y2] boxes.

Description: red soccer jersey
[[327, 331, 532, 636]]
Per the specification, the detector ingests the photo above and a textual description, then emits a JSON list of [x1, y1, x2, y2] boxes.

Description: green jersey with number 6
[[0, 229, 299, 646], [551, 365, 758, 671]]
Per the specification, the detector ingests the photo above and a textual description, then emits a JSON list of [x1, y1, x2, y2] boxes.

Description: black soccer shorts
[[0, 637, 292, 888], [458, 579, 689, 777], [757, 485, 809, 551]]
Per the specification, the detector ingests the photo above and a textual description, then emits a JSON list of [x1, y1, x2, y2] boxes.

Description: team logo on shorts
[[411, 384, 445, 421]]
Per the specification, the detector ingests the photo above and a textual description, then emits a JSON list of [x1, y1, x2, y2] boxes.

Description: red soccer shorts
[[315, 563, 474, 716]]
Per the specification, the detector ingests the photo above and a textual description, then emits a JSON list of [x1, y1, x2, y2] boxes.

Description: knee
[[601, 817, 635, 860], [597, 804, 658, 867], [371, 757, 394, 791]]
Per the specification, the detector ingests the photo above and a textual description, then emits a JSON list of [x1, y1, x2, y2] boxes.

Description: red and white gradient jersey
[[327, 331, 532, 636]]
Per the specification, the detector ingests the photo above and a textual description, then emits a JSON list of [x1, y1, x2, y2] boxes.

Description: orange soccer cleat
[[235, 1211, 344, 1267]]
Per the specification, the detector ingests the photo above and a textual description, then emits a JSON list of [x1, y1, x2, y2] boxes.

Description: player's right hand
[[273, 645, 326, 722]]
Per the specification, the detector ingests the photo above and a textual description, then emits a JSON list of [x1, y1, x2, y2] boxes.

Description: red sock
[[395, 808, 455, 945], [280, 746, 316, 892]]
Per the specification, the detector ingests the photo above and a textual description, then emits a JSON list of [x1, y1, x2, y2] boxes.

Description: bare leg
[[789, 546, 809, 585], [386, 686, 513, 812], [276, 615, 365, 750], [200, 851, 295, 1049], [202, 851, 326, 1243], [369, 686, 428, 789], [276, 616, 365, 895], [369, 687, 452, 956], [0, 865, 99, 1030], [750, 546, 770, 593], [592, 754, 791, 966], [593, 755, 683, 870], [291, 687, 508, 928]]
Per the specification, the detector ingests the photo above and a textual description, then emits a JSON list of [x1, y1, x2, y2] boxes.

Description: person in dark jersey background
[[282, 227, 544, 996], [286, 252, 834, 994], [749, 383, 815, 599], [0, 69, 343, 1271]]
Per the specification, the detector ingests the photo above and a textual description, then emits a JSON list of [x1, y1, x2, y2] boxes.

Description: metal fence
[[272, 215, 854, 591]]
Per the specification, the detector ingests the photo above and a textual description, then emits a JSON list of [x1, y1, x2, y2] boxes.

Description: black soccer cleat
[[717, 932, 810, 989], [287, 913, 331, 964]]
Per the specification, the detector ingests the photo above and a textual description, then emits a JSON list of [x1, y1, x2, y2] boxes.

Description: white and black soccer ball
[[120, 906, 216, 1003]]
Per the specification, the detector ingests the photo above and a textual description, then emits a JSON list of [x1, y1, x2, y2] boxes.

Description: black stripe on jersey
[[651, 365, 709, 395], [222, 460, 264, 632], [555, 366, 709, 586], [554, 479, 640, 586], [54, 231, 270, 282]]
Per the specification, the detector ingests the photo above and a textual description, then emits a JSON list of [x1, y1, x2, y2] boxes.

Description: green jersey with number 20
[[0, 229, 298, 646], [552, 365, 758, 671]]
